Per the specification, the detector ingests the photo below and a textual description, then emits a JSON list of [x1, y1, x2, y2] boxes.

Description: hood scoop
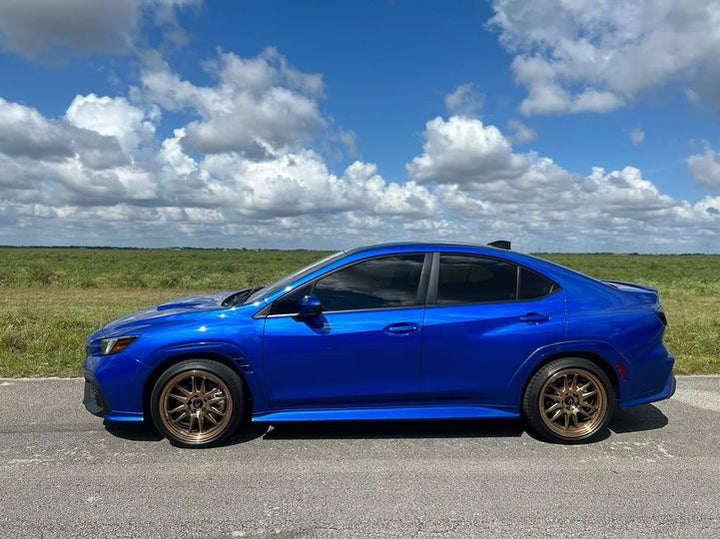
[[156, 301, 203, 311]]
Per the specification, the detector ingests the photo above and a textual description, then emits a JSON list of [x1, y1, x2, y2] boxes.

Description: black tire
[[523, 357, 615, 444], [150, 359, 245, 448]]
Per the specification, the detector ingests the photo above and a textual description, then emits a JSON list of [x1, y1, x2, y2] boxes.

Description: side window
[[519, 268, 555, 300], [270, 284, 312, 315], [437, 255, 517, 304], [313, 254, 425, 312]]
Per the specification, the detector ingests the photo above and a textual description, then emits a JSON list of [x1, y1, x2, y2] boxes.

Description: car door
[[421, 253, 567, 408], [262, 253, 430, 409]]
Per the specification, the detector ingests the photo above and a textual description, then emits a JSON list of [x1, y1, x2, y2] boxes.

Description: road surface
[[1, 376, 719, 537]]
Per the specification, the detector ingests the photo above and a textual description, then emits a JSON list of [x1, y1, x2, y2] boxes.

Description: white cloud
[[444, 83, 485, 116], [405, 115, 720, 251], [138, 48, 326, 157], [0, 0, 200, 58], [687, 146, 720, 188], [1, 51, 719, 252], [489, 0, 720, 115], [508, 120, 537, 144], [628, 128, 645, 146], [66, 94, 157, 153], [407, 116, 530, 186]]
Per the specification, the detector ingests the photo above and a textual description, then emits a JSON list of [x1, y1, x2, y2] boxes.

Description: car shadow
[[609, 403, 668, 433], [104, 420, 271, 446], [103, 404, 668, 445], [262, 418, 526, 440], [103, 421, 164, 442]]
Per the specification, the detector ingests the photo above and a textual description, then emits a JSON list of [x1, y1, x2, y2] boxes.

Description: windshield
[[244, 251, 346, 304]]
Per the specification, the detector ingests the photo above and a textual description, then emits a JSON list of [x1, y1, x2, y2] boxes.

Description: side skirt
[[252, 404, 519, 423]]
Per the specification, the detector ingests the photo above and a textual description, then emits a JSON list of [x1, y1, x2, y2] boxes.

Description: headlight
[[100, 336, 139, 355]]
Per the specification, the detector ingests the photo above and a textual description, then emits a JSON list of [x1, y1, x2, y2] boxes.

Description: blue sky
[[1, 0, 720, 252]]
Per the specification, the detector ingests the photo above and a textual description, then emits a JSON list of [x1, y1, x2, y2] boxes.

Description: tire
[[150, 359, 245, 448], [523, 357, 615, 444]]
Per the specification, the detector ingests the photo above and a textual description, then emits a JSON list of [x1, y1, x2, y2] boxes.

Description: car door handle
[[384, 322, 419, 335], [519, 312, 550, 323]]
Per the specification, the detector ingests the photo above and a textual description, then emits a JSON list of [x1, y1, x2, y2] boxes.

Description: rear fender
[[509, 340, 631, 406]]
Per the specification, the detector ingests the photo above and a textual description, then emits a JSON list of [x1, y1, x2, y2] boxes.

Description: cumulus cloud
[[406, 116, 530, 186], [444, 83, 485, 116], [0, 0, 200, 58], [489, 0, 720, 115], [687, 146, 720, 188], [138, 48, 326, 157], [406, 115, 720, 251], [628, 128, 645, 146], [66, 94, 157, 153], [508, 120, 537, 144], [1, 49, 719, 252]]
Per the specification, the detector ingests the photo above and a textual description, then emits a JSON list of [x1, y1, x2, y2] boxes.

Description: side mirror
[[296, 294, 322, 320]]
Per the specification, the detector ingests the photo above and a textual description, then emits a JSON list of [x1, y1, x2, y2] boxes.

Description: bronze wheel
[[523, 357, 615, 443], [538, 368, 607, 439], [150, 359, 244, 448], [159, 369, 233, 444]]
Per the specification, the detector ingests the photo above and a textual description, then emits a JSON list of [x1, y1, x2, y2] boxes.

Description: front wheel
[[523, 358, 615, 444], [150, 359, 245, 448]]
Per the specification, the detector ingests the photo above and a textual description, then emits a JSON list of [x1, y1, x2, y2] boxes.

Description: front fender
[[143, 338, 268, 414]]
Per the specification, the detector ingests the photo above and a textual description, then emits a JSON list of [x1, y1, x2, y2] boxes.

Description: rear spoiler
[[487, 240, 511, 250]]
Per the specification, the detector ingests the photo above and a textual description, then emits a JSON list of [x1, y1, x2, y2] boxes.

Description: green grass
[[0, 248, 718, 376]]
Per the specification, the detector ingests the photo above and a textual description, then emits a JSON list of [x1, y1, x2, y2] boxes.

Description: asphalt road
[[1, 377, 719, 538]]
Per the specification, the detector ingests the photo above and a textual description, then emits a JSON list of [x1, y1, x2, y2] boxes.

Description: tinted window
[[270, 284, 312, 315], [312, 255, 425, 312], [519, 268, 555, 300], [437, 255, 517, 304], [245, 251, 345, 304]]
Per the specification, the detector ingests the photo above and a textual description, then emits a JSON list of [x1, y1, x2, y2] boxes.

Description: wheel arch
[[142, 351, 253, 421], [511, 341, 627, 409], [522, 351, 619, 402]]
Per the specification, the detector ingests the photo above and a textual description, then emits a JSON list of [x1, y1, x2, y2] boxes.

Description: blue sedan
[[83, 242, 676, 446]]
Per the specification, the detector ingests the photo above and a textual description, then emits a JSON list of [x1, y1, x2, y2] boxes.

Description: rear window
[[437, 255, 517, 304]]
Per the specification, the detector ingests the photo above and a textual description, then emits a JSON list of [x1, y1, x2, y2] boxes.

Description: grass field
[[1, 247, 718, 377]]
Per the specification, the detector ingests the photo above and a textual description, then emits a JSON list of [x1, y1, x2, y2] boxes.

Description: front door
[[262, 254, 429, 409]]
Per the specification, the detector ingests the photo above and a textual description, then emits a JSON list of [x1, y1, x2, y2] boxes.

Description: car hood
[[95, 290, 242, 338]]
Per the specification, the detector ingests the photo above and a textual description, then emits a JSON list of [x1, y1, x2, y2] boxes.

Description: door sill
[[252, 404, 519, 423]]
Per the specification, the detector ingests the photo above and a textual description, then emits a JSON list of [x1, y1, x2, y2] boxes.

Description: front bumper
[[83, 371, 109, 417], [82, 351, 151, 422]]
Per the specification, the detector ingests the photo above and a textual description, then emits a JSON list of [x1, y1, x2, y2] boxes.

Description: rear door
[[262, 253, 430, 409], [421, 253, 566, 408]]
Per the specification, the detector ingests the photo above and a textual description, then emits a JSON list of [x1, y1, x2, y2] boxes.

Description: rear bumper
[[621, 355, 676, 408]]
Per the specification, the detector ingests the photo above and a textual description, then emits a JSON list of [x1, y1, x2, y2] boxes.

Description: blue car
[[83, 242, 675, 447]]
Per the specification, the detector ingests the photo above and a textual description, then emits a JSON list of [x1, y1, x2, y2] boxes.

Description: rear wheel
[[150, 359, 244, 448], [523, 358, 615, 443]]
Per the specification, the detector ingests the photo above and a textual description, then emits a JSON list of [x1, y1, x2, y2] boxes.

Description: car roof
[[343, 241, 510, 255]]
